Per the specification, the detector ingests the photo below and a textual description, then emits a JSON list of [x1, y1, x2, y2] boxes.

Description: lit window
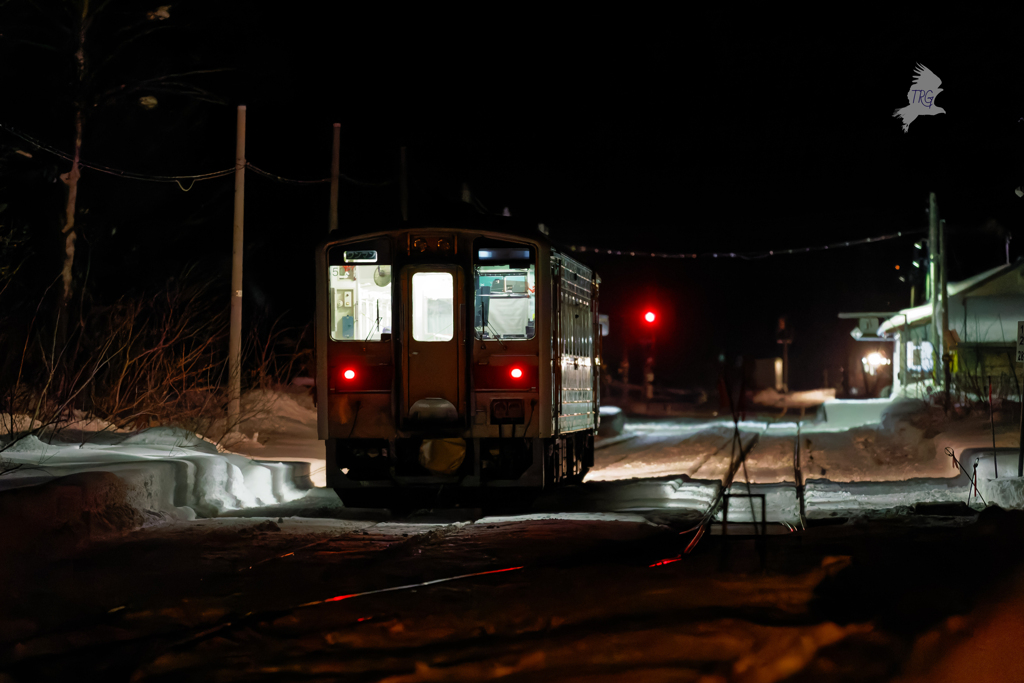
[[329, 263, 393, 342], [474, 245, 535, 341], [412, 272, 454, 342]]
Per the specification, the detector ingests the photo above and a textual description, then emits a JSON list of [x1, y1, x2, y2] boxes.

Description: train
[[315, 216, 600, 509]]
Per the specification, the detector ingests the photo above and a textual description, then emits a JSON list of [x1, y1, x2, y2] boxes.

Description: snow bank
[[819, 398, 893, 430], [961, 449, 1024, 510], [711, 477, 976, 524], [0, 427, 309, 519], [977, 478, 1024, 509], [226, 388, 326, 487], [598, 405, 625, 436]]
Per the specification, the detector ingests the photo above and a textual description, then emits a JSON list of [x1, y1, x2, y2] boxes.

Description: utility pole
[[328, 122, 340, 233], [399, 146, 408, 222], [227, 105, 246, 434], [777, 317, 792, 393], [940, 217, 950, 404], [929, 192, 941, 387]]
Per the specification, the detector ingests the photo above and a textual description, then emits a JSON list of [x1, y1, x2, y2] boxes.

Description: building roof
[[877, 259, 1022, 335]]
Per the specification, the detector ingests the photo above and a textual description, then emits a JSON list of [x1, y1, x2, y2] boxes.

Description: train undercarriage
[[329, 431, 594, 511]]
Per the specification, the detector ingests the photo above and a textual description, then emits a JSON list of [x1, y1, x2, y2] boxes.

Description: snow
[[7, 382, 1024, 538], [226, 387, 326, 487], [597, 404, 626, 436], [588, 398, 1024, 518], [876, 261, 1014, 334], [819, 397, 898, 430], [959, 449, 1024, 509], [1, 425, 309, 520]]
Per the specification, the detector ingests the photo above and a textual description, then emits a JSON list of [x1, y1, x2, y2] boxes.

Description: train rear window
[[411, 272, 454, 342], [329, 264, 393, 341], [474, 243, 535, 341]]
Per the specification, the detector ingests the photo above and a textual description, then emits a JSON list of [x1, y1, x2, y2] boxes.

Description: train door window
[[474, 242, 535, 340], [412, 272, 454, 342], [328, 251, 393, 341]]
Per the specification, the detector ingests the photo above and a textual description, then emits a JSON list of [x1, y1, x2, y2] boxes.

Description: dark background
[[3, 4, 1023, 392]]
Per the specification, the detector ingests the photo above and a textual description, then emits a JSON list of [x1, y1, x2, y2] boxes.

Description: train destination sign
[[344, 250, 378, 263]]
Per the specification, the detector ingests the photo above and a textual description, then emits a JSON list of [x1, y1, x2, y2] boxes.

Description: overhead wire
[[0, 121, 394, 188], [568, 229, 925, 261]]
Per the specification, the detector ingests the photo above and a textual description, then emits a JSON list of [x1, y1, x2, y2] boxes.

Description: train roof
[[323, 208, 559, 249]]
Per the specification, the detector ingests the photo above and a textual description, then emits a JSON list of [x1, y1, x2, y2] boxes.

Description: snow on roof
[[877, 260, 1020, 335]]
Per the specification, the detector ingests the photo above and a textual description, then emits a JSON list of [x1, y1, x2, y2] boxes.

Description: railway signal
[[641, 310, 657, 399]]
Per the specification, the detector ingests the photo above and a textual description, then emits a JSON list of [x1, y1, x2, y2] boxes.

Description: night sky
[[3, 5, 1024, 392]]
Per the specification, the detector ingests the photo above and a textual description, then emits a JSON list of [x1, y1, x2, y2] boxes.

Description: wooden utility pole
[[900, 316, 908, 389], [929, 192, 940, 385], [400, 146, 408, 221], [777, 317, 792, 393], [329, 123, 340, 233], [940, 218, 950, 402], [227, 105, 246, 434]]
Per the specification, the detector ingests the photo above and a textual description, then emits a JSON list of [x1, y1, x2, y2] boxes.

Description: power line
[[246, 162, 392, 188], [568, 229, 925, 260], [0, 122, 394, 188], [1, 122, 235, 183]]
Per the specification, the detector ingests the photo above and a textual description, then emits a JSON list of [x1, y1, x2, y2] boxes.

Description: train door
[[402, 265, 466, 421]]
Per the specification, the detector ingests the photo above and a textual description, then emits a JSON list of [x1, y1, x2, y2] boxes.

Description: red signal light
[[510, 367, 524, 379], [644, 311, 656, 323], [343, 369, 356, 380]]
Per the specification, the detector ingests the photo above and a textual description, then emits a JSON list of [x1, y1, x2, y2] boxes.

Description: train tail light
[[473, 364, 536, 389], [331, 362, 392, 391]]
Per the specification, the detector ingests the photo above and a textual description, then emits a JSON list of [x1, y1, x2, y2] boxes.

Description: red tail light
[[331, 362, 392, 391], [474, 364, 537, 390]]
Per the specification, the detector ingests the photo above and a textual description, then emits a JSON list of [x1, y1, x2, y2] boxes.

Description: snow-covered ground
[[589, 397, 1024, 518], [5, 392, 1024, 535]]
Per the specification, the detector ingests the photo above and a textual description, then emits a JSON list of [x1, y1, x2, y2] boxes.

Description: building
[[873, 258, 1024, 400]]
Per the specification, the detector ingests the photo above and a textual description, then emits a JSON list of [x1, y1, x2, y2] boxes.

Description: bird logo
[[893, 63, 945, 133]]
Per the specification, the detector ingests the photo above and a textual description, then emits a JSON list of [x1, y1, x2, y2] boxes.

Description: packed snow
[[5, 390, 1024, 534], [590, 397, 1024, 518], [1, 425, 308, 520]]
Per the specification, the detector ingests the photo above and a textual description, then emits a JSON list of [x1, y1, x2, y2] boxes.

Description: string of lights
[[0, 122, 394, 188], [568, 228, 926, 260]]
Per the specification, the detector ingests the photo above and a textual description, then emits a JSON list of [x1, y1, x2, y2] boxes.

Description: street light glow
[[644, 311, 656, 323]]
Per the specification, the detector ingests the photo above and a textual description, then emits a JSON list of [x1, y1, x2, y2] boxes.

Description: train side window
[[412, 272, 454, 342], [329, 264, 393, 341], [474, 252, 535, 341]]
